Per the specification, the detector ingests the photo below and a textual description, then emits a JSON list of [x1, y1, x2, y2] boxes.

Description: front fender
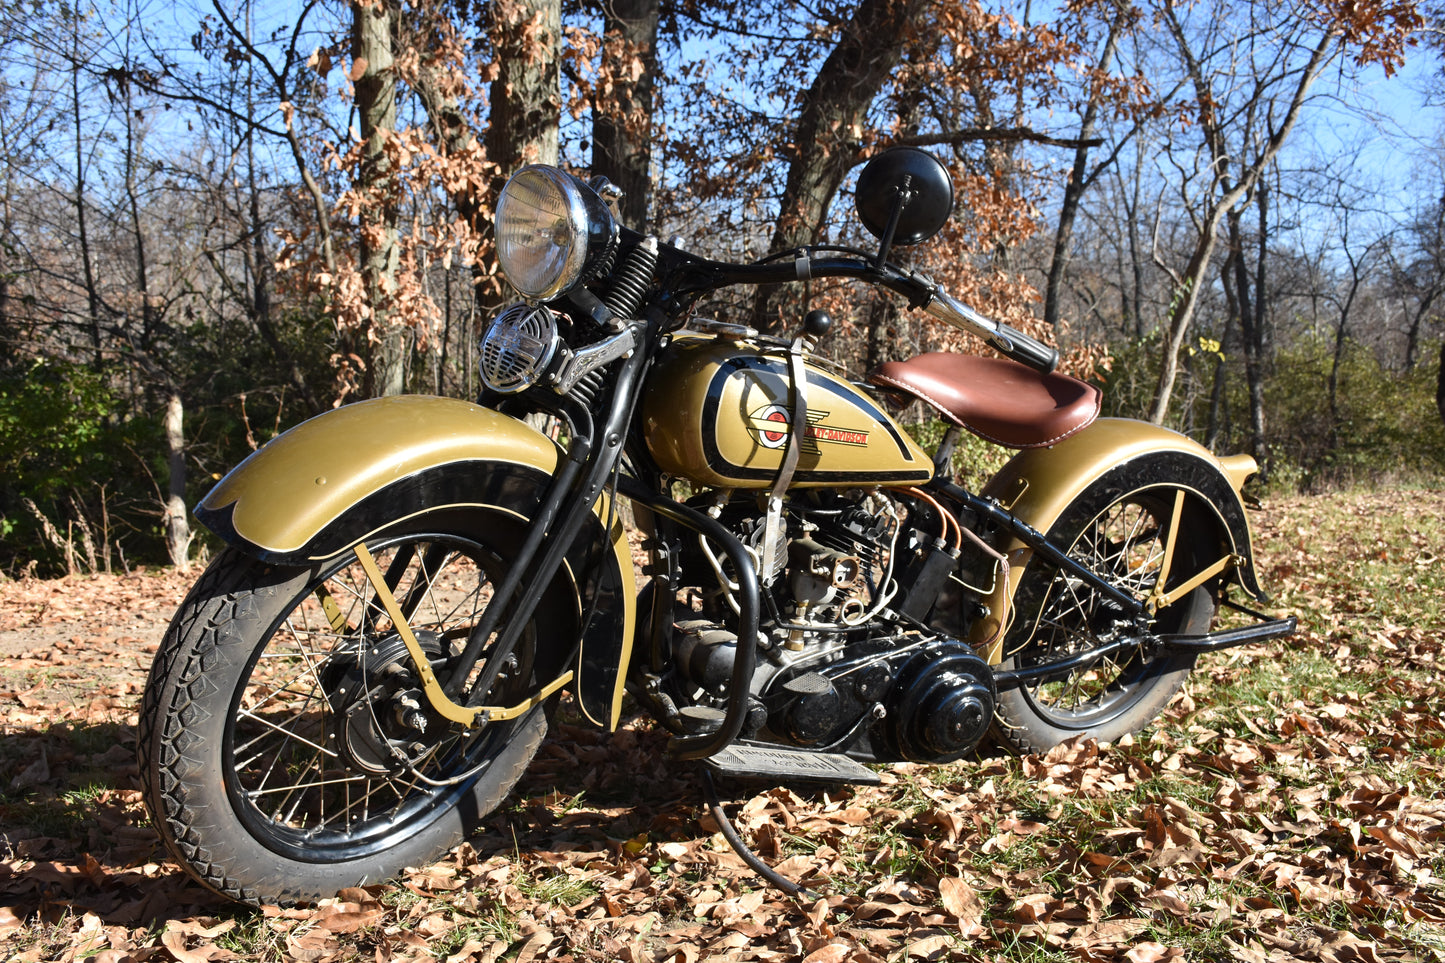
[[195, 396, 637, 730], [971, 417, 1265, 653], [199, 396, 564, 558]]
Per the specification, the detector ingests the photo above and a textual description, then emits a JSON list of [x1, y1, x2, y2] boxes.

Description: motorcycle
[[138, 147, 1295, 906]]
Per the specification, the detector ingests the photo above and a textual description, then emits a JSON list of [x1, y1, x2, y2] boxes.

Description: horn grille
[[478, 303, 559, 393]]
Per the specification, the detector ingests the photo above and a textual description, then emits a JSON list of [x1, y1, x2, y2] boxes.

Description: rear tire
[[138, 510, 556, 905], [992, 464, 1219, 755]]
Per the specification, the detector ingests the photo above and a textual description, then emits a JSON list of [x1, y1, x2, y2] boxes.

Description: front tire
[[992, 464, 1220, 755], [138, 511, 559, 905]]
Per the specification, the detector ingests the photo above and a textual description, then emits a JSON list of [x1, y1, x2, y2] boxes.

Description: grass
[[211, 914, 291, 959], [514, 869, 597, 907], [3, 914, 98, 962], [424, 912, 518, 957]]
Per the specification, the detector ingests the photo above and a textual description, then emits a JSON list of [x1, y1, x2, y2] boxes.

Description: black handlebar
[[664, 244, 1060, 374]]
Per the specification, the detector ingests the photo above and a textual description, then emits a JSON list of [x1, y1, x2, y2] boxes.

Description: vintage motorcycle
[[139, 147, 1294, 905]]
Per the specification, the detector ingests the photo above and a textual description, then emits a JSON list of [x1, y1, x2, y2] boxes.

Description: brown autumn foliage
[[0, 490, 1442, 961], [271, 0, 1164, 398], [298, 0, 1425, 398]]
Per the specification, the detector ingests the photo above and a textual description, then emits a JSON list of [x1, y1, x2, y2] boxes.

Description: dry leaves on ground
[[0, 492, 1442, 961]]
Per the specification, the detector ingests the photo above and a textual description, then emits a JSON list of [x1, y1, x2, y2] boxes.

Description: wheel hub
[[327, 631, 453, 776]]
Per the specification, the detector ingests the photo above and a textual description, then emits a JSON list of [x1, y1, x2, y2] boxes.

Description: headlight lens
[[495, 166, 616, 301]]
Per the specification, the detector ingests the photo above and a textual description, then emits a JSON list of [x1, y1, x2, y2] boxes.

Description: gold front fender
[[970, 417, 1264, 657], [195, 396, 637, 731], [199, 396, 562, 557]]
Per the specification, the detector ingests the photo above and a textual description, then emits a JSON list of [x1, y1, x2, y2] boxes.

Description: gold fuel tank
[[641, 336, 934, 489]]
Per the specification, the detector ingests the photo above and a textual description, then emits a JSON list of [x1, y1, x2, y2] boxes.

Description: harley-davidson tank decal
[[746, 405, 869, 453], [642, 338, 933, 489]]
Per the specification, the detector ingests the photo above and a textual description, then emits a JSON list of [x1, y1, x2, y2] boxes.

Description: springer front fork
[[342, 323, 654, 732]]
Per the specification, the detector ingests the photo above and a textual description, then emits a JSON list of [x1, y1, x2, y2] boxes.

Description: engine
[[668, 489, 997, 763]]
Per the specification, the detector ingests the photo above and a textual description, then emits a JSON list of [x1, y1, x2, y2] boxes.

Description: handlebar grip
[[987, 323, 1059, 374], [920, 290, 1060, 374]]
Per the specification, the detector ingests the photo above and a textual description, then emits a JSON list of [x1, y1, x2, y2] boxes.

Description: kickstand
[[700, 767, 821, 903]]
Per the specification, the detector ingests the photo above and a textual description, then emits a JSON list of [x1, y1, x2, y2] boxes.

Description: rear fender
[[970, 418, 1265, 657], [195, 396, 637, 730]]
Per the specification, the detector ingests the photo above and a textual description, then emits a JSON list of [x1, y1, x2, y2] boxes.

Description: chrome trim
[[479, 303, 560, 393], [552, 325, 638, 393]]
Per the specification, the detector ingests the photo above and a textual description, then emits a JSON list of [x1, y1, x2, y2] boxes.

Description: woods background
[[1, 0, 1442, 577]]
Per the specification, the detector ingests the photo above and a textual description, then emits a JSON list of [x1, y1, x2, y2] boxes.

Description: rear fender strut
[[935, 479, 1145, 617]]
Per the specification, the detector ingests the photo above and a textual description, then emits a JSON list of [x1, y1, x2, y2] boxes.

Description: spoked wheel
[[139, 510, 560, 905], [993, 469, 1220, 755]]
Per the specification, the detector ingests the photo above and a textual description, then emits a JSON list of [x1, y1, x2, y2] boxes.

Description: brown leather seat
[[868, 352, 1100, 449]]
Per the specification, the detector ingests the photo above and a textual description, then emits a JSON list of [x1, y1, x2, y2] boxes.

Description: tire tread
[[138, 543, 550, 906]]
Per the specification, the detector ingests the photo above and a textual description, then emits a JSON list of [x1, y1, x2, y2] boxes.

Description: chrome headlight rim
[[495, 165, 618, 302]]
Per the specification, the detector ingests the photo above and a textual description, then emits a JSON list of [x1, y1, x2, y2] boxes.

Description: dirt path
[[0, 568, 194, 694]]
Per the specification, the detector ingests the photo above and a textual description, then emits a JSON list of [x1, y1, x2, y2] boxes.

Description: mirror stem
[[873, 174, 915, 268]]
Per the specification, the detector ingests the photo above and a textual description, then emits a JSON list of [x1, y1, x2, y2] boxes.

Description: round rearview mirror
[[854, 147, 955, 245]]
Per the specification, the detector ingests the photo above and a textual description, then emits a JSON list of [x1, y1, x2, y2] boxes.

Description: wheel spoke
[[246, 772, 373, 798], [217, 527, 534, 857], [235, 706, 338, 760], [1020, 494, 1183, 716]]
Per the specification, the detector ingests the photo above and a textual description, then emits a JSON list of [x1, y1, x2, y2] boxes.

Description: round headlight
[[495, 166, 617, 301]]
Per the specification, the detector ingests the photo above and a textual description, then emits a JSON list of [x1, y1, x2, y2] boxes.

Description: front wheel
[[138, 510, 561, 905], [992, 463, 1221, 755]]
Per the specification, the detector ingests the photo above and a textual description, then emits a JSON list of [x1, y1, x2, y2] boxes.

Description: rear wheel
[[993, 467, 1219, 755], [138, 510, 558, 905]]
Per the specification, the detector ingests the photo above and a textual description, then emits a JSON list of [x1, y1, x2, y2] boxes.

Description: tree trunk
[[1, 134, 13, 366], [1405, 307, 1420, 371], [353, 0, 405, 397], [410, 0, 560, 321], [164, 392, 192, 571], [1210, 213, 1243, 452], [1407, 200, 1445, 371], [1327, 297, 1348, 454], [71, 9, 103, 367], [751, 0, 928, 334], [1147, 226, 1222, 425], [408, 15, 488, 321], [1229, 191, 1266, 462], [124, 81, 155, 350], [479, 0, 560, 314], [865, 294, 901, 372], [1043, 2, 1128, 331], [1204, 320, 1231, 450], [1436, 340, 1445, 428], [485, 0, 560, 187], [592, 0, 659, 231], [1249, 182, 1269, 459], [1405, 291, 1438, 372]]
